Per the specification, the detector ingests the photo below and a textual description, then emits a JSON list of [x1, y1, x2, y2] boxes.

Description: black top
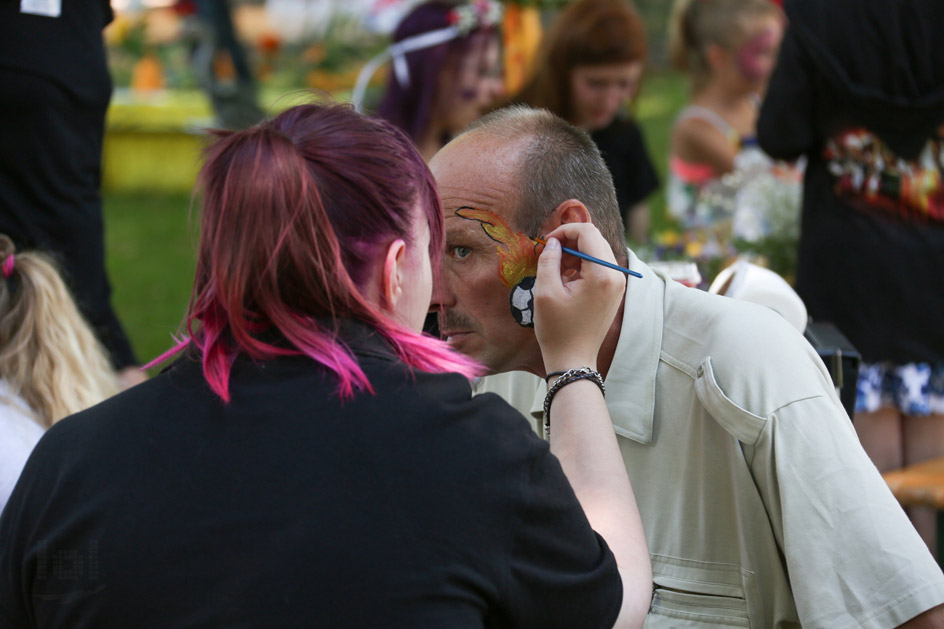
[[757, 0, 944, 364], [590, 115, 660, 216], [0, 1, 136, 368], [0, 0, 113, 99], [0, 325, 622, 628]]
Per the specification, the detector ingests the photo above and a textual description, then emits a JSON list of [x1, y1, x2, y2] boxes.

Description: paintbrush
[[532, 237, 643, 278]]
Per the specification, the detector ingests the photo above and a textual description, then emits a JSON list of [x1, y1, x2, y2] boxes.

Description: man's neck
[[595, 298, 625, 380]]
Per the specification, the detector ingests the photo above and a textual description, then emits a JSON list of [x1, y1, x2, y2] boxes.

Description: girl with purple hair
[[0, 102, 652, 627], [354, 0, 506, 161]]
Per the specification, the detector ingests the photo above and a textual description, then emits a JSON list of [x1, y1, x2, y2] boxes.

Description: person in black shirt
[[0, 103, 652, 628], [0, 0, 143, 387], [507, 0, 659, 242], [758, 0, 944, 553]]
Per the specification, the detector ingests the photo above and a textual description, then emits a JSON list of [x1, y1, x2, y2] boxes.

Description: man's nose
[[429, 269, 455, 312]]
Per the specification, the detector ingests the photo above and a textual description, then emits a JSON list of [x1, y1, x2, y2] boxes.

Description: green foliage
[[634, 0, 675, 68], [633, 71, 689, 236], [103, 192, 196, 370]]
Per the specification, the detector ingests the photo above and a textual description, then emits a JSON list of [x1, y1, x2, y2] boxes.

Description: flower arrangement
[[730, 158, 803, 281], [645, 156, 803, 288], [447, 0, 504, 34]]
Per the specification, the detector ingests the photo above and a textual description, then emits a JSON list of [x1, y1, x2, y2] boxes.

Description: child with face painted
[[666, 0, 794, 277]]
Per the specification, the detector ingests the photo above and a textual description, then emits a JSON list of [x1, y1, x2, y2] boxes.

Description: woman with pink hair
[[0, 103, 650, 628]]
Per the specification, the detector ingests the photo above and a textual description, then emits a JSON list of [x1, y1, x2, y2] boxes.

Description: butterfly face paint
[[454, 207, 542, 327]]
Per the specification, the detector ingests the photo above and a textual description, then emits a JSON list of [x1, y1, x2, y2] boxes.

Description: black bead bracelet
[[543, 367, 605, 439]]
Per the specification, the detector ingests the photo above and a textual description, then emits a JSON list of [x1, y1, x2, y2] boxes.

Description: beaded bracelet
[[543, 367, 605, 439]]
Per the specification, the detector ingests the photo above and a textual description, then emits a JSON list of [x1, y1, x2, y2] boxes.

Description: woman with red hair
[[507, 0, 659, 241], [0, 103, 651, 628]]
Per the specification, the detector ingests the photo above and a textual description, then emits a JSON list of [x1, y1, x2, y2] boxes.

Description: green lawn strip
[[103, 191, 196, 371], [634, 71, 688, 236]]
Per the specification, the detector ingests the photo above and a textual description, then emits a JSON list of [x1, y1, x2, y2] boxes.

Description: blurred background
[[101, 0, 685, 365]]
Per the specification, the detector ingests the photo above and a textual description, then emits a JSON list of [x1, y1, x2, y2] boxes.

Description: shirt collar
[[604, 249, 664, 444]]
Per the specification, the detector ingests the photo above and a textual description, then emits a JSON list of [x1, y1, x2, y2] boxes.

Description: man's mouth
[[442, 330, 471, 341], [440, 312, 477, 342]]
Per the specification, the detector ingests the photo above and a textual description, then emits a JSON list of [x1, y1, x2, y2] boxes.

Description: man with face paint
[[430, 106, 944, 628]]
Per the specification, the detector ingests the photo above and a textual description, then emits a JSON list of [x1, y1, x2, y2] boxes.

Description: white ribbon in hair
[[352, 25, 461, 113]]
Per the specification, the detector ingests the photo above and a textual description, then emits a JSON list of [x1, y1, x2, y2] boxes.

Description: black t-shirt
[[758, 0, 944, 364], [0, 327, 622, 628], [0, 1, 136, 369], [590, 115, 660, 216]]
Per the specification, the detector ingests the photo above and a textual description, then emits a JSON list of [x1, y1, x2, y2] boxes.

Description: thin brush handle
[[533, 237, 643, 278]]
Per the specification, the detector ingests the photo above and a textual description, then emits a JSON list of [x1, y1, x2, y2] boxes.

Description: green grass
[[103, 191, 196, 369], [102, 72, 689, 366], [634, 71, 689, 235]]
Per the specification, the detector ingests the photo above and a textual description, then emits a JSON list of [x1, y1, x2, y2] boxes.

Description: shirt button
[[696, 365, 704, 378]]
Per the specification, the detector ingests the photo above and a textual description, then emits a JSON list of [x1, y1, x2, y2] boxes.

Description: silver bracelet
[[543, 367, 605, 439]]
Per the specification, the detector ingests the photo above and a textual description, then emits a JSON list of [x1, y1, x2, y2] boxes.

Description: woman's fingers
[[533, 225, 626, 372], [535, 236, 564, 297], [545, 223, 619, 264]]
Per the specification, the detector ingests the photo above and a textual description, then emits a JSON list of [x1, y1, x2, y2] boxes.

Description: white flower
[[447, 0, 503, 36]]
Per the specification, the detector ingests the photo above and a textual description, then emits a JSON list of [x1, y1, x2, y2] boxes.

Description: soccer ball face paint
[[454, 207, 541, 327], [509, 275, 536, 327]]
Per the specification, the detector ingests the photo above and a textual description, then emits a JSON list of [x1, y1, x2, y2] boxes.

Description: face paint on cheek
[[737, 28, 776, 82], [454, 207, 541, 286], [454, 207, 543, 327], [509, 276, 536, 328]]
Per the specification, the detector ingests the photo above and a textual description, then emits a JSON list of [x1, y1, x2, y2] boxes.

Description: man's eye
[[450, 246, 472, 260]]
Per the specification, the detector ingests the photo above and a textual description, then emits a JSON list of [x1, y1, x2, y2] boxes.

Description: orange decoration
[[131, 54, 164, 92], [502, 4, 542, 95]]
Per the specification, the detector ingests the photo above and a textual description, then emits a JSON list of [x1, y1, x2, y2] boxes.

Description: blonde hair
[[0, 235, 118, 428], [669, 0, 780, 88]]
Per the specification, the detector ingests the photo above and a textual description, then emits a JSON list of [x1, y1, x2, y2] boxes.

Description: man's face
[[428, 133, 543, 375]]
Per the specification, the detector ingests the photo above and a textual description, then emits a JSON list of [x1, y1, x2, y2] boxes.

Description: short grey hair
[[461, 105, 627, 264]]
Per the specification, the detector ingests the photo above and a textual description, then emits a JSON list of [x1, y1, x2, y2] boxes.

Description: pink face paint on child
[[737, 27, 779, 83]]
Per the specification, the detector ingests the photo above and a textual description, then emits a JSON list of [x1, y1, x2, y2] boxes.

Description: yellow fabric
[[501, 4, 541, 96]]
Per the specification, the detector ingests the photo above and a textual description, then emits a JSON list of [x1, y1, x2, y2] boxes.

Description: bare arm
[[899, 604, 944, 628], [671, 117, 737, 177], [533, 224, 652, 628]]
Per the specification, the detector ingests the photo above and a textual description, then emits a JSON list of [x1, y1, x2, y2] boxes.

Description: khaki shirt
[[477, 251, 944, 628]]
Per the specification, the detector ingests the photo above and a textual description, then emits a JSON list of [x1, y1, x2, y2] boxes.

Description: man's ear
[[539, 200, 592, 276], [380, 238, 407, 313], [539, 199, 593, 234]]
